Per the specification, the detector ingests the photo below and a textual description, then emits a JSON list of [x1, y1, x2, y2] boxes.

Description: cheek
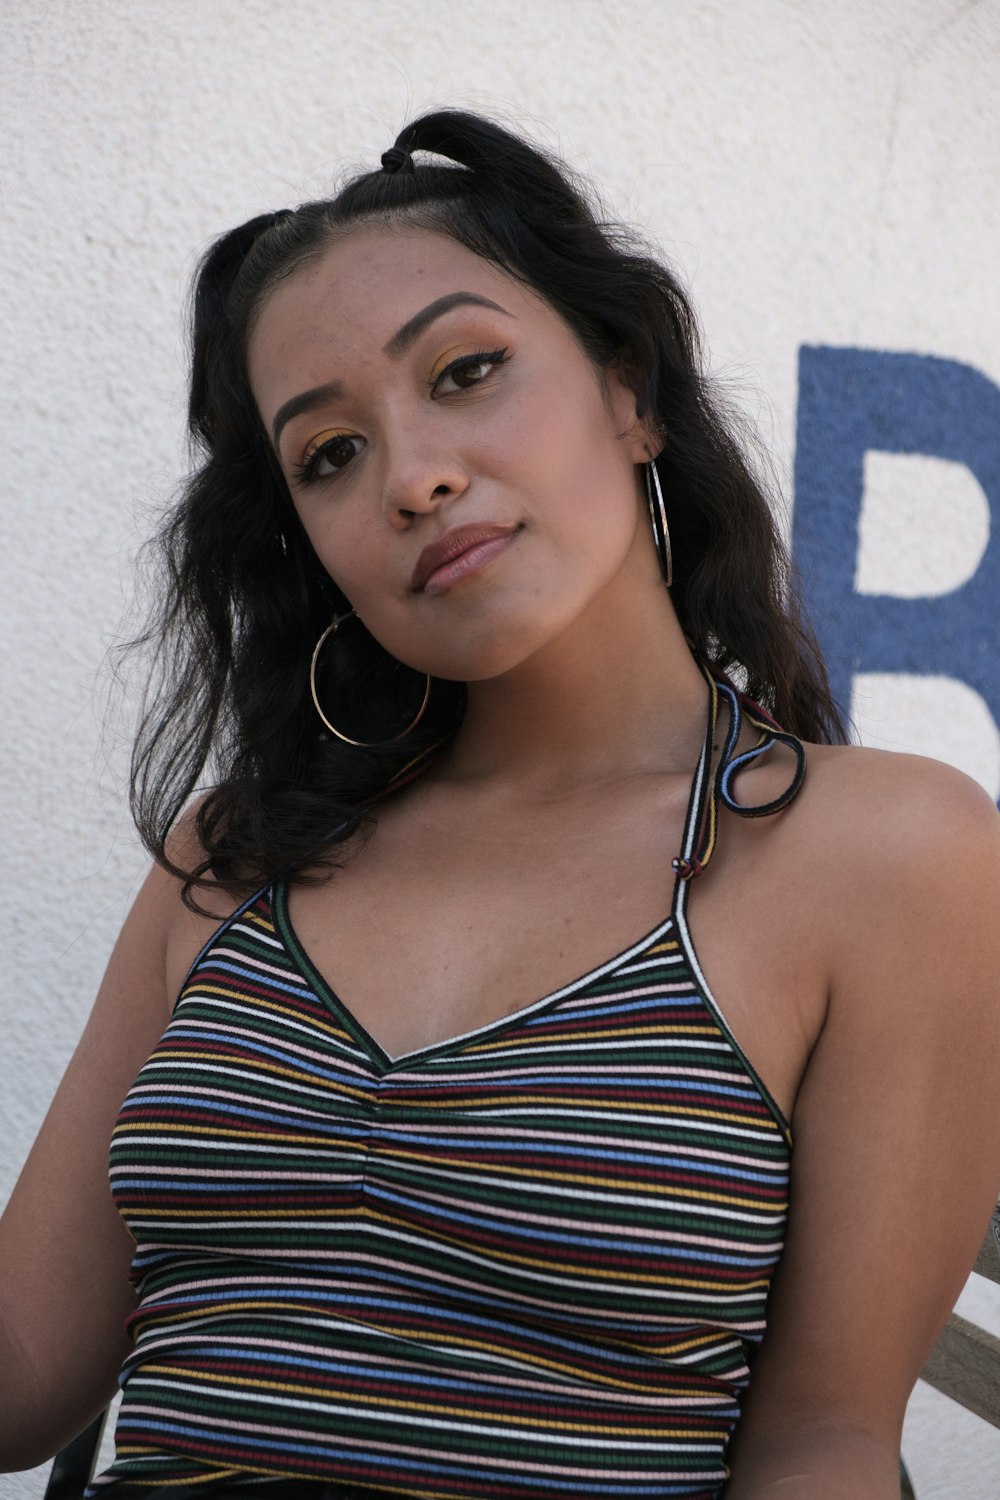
[[528, 369, 633, 477], [301, 513, 419, 662], [532, 400, 640, 542], [296, 503, 378, 597]]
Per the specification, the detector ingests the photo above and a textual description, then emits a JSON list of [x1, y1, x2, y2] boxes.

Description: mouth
[[411, 522, 521, 595]]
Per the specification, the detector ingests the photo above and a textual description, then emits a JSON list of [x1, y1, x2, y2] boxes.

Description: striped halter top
[[94, 669, 803, 1499]]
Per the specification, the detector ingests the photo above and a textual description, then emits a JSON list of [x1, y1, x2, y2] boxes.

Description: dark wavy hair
[[130, 108, 846, 901]]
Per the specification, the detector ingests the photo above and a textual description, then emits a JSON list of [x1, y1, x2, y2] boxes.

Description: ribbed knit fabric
[[91, 680, 797, 1500]]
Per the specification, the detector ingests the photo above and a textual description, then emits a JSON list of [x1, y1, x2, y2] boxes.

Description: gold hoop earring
[[309, 610, 432, 747], [645, 459, 674, 589]]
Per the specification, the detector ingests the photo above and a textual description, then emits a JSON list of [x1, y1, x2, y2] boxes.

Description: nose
[[381, 422, 470, 527]]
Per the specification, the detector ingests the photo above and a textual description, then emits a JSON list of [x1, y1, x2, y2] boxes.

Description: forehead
[[248, 224, 541, 391]]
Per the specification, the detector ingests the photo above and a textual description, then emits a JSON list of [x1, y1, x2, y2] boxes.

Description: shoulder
[[789, 744, 1000, 1048], [804, 738, 997, 816], [795, 741, 1000, 887], [135, 800, 259, 1013], [756, 743, 1000, 1039], [734, 737, 999, 918]]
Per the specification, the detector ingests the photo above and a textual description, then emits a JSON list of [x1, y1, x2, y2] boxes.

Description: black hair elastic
[[380, 146, 413, 174]]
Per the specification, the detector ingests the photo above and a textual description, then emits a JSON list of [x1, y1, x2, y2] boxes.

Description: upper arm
[[729, 756, 1000, 1483], [0, 856, 217, 1469]]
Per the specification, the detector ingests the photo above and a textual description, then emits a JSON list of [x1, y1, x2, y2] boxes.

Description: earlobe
[[622, 417, 662, 465], [604, 361, 660, 461]]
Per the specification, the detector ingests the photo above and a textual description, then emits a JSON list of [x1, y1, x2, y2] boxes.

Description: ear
[[603, 357, 662, 464]]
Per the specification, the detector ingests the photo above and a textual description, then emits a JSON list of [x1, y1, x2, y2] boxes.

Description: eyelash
[[292, 348, 510, 488], [292, 434, 361, 487], [430, 347, 509, 394]]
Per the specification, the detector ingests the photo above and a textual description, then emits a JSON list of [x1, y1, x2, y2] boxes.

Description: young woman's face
[[248, 224, 658, 682]]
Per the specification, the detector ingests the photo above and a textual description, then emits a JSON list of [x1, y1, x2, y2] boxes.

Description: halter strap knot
[[672, 661, 807, 881]]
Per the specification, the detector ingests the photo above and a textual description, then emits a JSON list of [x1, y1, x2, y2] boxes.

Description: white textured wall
[[2, 2, 999, 1495]]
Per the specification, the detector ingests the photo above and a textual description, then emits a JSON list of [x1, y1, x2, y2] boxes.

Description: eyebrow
[[381, 291, 511, 358], [270, 291, 513, 453], [271, 380, 344, 452]]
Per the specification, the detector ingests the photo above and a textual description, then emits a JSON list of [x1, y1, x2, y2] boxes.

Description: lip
[[411, 522, 521, 594]]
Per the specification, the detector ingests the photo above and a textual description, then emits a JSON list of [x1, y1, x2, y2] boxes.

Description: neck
[[435, 583, 709, 798]]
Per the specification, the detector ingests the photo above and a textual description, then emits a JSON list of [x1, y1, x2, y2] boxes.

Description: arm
[[725, 755, 1000, 1499], [0, 856, 223, 1471]]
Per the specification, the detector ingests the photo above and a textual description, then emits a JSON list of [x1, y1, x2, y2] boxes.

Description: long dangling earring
[[645, 459, 674, 589], [309, 610, 432, 747]]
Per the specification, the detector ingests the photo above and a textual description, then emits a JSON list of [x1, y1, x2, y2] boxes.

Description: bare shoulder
[[759, 741, 1000, 1043], [795, 741, 1000, 888], [154, 800, 257, 1006], [790, 742, 1000, 1064], [739, 739, 1000, 945], [804, 738, 998, 814]]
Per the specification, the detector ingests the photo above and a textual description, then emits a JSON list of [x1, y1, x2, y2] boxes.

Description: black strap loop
[[672, 662, 808, 881]]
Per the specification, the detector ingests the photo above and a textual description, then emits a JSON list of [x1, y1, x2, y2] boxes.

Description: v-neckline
[[268, 663, 761, 1074], [272, 879, 679, 1072]]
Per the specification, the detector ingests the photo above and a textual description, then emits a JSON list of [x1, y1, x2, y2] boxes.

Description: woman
[[1, 110, 999, 1500]]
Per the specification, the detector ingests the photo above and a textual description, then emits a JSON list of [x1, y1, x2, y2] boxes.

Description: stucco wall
[[2, 1, 999, 1495]]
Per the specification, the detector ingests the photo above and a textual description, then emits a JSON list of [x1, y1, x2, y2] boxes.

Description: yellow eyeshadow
[[303, 428, 352, 458], [427, 345, 467, 383]]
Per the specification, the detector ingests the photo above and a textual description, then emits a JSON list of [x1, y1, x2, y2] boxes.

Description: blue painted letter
[[792, 347, 1000, 732]]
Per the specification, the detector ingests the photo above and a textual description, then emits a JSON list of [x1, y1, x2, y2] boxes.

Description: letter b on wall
[[792, 347, 999, 792]]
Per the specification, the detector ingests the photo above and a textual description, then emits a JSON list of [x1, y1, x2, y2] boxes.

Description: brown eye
[[449, 359, 493, 389], [295, 433, 364, 485], [432, 349, 509, 396], [315, 435, 361, 472]]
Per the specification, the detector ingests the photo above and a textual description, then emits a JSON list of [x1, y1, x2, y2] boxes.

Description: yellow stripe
[[180, 983, 347, 1033], [142, 1049, 360, 1087], [135, 1308, 753, 1377], [143, 1361, 725, 1434], [112, 1123, 358, 1145]]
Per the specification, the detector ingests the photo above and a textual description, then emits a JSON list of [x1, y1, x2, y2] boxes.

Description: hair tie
[[380, 146, 413, 174]]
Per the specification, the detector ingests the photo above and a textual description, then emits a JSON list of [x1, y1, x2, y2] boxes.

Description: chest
[[289, 786, 680, 1049], [281, 782, 824, 1121], [121, 880, 792, 1287]]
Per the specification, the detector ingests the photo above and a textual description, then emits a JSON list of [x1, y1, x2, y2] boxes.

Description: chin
[[427, 647, 534, 684], [415, 628, 547, 684], [389, 595, 577, 683]]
